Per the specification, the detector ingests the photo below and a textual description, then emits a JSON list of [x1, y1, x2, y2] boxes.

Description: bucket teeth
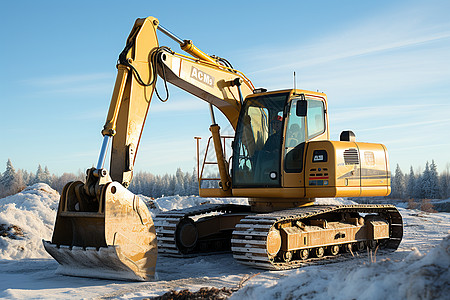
[[43, 240, 154, 281]]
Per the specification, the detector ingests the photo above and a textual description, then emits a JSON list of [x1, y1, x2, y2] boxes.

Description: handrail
[[195, 135, 234, 189]]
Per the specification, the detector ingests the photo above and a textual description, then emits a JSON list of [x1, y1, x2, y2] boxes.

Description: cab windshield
[[232, 93, 288, 187]]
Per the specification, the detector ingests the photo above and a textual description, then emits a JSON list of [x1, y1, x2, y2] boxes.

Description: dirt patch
[[148, 287, 234, 300], [0, 224, 24, 239], [147, 273, 260, 300]]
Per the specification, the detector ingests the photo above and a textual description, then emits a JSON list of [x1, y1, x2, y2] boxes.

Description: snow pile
[[231, 235, 450, 300], [0, 183, 59, 259], [315, 197, 357, 205], [141, 194, 249, 217]]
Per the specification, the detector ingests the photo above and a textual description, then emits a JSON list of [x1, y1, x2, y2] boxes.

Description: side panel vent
[[344, 149, 359, 165]]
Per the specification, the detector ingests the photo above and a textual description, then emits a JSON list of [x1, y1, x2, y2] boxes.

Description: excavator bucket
[[43, 179, 157, 281]]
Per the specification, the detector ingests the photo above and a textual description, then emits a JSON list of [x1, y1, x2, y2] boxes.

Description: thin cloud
[[23, 73, 113, 86], [21, 73, 114, 96], [150, 98, 206, 113], [256, 40, 450, 95], [390, 142, 450, 153], [357, 119, 450, 132], [331, 104, 450, 123], [248, 32, 450, 76], [38, 83, 112, 95]]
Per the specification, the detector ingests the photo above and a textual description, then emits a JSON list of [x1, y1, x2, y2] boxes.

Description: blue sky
[[1, 0, 449, 176]]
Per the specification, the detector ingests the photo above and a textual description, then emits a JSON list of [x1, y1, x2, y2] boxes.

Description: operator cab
[[232, 89, 328, 188]]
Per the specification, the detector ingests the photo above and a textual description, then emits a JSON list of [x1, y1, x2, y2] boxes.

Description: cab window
[[232, 93, 288, 187], [307, 100, 325, 139]]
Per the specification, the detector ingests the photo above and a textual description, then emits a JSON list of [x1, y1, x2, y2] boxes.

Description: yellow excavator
[[43, 16, 403, 281]]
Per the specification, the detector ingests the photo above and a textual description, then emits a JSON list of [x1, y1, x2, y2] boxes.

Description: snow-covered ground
[[0, 184, 448, 299]]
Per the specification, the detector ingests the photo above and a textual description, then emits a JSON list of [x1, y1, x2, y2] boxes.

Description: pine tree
[[15, 169, 25, 190], [420, 161, 439, 199], [143, 172, 154, 196], [190, 168, 199, 195], [440, 163, 450, 199], [174, 168, 185, 195], [43, 166, 52, 185], [414, 172, 423, 199], [429, 160, 440, 199], [152, 175, 162, 198], [391, 164, 405, 199], [169, 174, 176, 196], [420, 162, 431, 198], [21, 170, 31, 185], [161, 174, 171, 196], [0, 159, 25, 196], [183, 172, 191, 195], [1, 159, 16, 187], [406, 166, 416, 198], [34, 165, 45, 184]]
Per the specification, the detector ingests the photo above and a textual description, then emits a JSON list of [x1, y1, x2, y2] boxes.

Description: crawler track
[[155, 204, 402, 269], [231, 204, 403, 270]]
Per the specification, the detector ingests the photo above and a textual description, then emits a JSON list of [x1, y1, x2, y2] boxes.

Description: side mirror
[[296, 100, 307, 117]]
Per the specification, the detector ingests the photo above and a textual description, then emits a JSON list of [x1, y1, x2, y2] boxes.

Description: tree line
[[0, 158, 202, 199], [0, 158, 84, 198], [127, 169, 199, 198], [390, 160, 450, 200]]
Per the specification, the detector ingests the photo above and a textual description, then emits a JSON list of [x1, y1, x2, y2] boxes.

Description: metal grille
[[344, 149, 359, 165]]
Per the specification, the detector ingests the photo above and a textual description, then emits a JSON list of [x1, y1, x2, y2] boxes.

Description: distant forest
[[390, 160, 450, 200], [0, 158, 449, 200], [0, 159, 200, 199]]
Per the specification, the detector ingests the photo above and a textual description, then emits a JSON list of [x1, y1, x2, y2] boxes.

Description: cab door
[[282, 95, 328, 190]]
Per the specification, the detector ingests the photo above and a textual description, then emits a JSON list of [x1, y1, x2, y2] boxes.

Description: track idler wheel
[[266, 229, 282, 258], [175, 218, 198, 253]]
